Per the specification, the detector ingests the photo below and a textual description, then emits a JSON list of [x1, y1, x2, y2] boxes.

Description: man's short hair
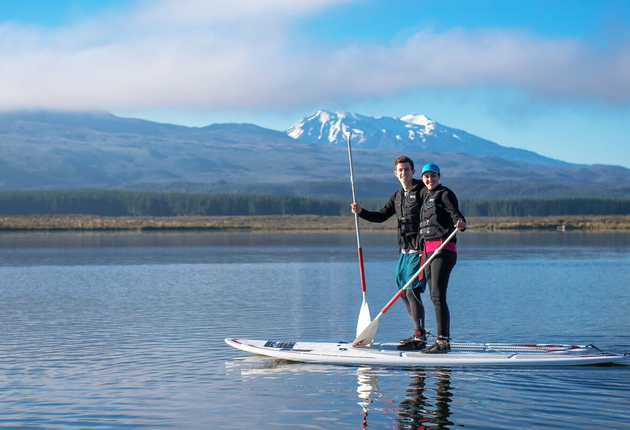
[[393, 155, 414, 171]]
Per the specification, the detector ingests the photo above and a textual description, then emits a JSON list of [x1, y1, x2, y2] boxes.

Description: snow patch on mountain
[[286, 110, 574, 166]]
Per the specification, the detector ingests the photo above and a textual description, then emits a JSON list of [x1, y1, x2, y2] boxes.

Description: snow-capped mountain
[[287, 110, 573, 166], [3, 110, 629, 196]]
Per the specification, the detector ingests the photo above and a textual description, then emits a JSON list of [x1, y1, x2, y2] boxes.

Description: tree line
[[0, 191, 346, 216], [0, 190, 628, 217], [461, 198, 630, 216]]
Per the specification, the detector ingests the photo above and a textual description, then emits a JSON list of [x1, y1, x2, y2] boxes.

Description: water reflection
[[227, 358, 459, 429], [396, 369, 453, 429], [356, 367, 454, 430], [1, 231, 627, 267], [356, 367, 379, 428]]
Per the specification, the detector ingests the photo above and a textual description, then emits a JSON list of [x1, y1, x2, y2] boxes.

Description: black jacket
[[358, 179, 425, 251], [419, 184, 466, 242]]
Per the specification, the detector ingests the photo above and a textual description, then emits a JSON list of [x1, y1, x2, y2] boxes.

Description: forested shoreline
[[1, 190, 629, 217]]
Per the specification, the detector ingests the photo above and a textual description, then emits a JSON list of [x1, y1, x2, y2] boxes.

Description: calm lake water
[[0, 230, 628, 429]]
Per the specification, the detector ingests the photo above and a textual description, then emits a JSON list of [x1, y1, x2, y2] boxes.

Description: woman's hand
[[350, 203, 362, 215], [455, 220, 466, 231]]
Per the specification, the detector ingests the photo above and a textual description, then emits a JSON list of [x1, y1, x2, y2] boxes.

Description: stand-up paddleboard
[[225, 338, 627, 367]]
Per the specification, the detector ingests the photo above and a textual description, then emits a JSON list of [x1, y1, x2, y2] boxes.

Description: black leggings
[[425, 250, 457, 340], [400, 286, 425, 334]]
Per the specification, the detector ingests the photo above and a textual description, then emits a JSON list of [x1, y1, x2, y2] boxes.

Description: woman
[[419, 163, 466, 353]]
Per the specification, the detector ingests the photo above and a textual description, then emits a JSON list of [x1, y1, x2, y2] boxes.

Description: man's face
[[394, 162, 414, 189]]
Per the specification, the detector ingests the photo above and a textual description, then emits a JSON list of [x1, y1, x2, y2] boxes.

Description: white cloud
[[134, 0, 349, 26], [0, 0, 629, 113]]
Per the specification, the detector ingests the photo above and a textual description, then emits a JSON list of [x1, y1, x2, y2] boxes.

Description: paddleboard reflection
[[226, 357, 457, 429]]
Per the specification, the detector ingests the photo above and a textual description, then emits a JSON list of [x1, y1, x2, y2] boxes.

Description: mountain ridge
[[1, 110, 629, 199]]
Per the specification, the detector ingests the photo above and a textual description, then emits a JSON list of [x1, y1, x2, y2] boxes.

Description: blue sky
[[1, 0, 629, 167]]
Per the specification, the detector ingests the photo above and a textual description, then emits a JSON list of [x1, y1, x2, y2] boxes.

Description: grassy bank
[[1, 214, 630, 232]]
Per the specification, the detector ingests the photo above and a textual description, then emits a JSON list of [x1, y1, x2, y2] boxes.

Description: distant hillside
[[1, 110, 629, 199]]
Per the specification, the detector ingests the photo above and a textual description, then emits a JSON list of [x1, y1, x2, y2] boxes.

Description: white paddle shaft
[[347, 133, 371, 338]]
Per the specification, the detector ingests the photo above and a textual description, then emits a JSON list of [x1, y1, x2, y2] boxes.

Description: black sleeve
[[442, 189, 466, 230], [358, 192, 397, 223]]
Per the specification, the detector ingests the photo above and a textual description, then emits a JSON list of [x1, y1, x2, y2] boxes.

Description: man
[[350, 155, 428, 351]]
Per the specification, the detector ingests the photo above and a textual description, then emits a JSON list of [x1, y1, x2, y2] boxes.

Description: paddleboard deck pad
[[225, 338, 627, 367]]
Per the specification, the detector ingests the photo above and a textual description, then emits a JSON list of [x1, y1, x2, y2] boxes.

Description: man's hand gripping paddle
[[352, 228, 459, 348]]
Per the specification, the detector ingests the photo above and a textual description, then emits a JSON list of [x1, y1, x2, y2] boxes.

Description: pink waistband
[[424, 239, 457, 253]]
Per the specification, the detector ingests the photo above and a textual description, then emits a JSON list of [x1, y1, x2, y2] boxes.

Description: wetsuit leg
[[400, 286, 425, 333], [425, 250, 457, 340]]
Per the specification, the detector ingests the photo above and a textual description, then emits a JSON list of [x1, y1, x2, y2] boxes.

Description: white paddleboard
[[225, 338, 627, 367]]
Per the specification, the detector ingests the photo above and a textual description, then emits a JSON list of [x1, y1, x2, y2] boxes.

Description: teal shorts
[[396, 252, 426, 292]]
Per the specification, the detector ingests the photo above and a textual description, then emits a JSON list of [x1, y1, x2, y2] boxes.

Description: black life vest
[[395, 187, 422, 251], [419, 187, 452, 241]]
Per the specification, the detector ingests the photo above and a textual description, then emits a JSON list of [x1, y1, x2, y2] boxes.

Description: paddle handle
[[380, 228, 459, 314]]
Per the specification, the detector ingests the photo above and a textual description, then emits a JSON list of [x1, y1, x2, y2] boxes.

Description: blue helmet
[[421, 163, 440, 175]]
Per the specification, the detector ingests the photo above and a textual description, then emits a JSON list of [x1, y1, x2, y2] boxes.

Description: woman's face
[[422, 172, 440, 190]]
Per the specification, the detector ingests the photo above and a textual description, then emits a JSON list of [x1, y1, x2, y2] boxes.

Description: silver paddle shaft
[[347, 133, 362, 248]]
